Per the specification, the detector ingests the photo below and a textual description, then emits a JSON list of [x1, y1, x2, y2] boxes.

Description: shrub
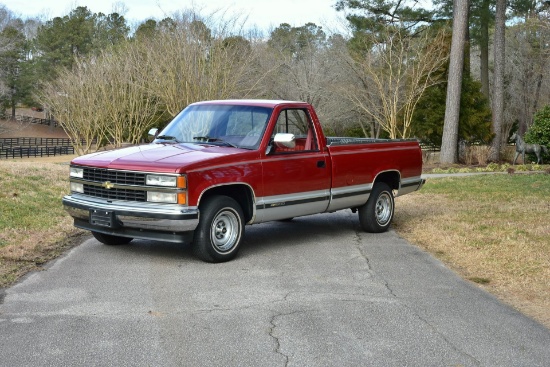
[[525, 105, 550, 162], [472, 145, 491, 165]]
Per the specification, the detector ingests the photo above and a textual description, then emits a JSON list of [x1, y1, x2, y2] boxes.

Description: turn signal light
[[177, 192, 187, 205]]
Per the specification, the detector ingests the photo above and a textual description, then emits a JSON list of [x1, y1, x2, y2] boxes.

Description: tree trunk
[[464, 4, 471, 76], [440, 0, 469, 164], [490, 0, 506, 162], [479, 0, 490, 99], [10, 102, 16, 120]]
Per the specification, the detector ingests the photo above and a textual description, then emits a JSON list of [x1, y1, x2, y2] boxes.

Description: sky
[[4, 0, 347, 32]]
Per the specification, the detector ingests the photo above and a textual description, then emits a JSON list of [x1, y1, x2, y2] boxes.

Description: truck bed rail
[[326, 137, 418, 146]]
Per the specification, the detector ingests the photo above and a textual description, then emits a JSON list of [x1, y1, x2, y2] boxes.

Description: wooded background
[[1, 1, 549, 161]]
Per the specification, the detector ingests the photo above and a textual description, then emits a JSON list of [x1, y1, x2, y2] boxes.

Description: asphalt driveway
[[1, 210, 549, 366]]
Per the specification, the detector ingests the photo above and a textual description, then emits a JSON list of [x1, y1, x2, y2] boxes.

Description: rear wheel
[[358, 182, 394, 233], [193, 195, 245, 263], [92, 231, 133, 245]]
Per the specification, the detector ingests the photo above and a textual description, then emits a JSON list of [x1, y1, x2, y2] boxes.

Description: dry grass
[[394, 174, 550, 329], [0, 161, 85, 286]]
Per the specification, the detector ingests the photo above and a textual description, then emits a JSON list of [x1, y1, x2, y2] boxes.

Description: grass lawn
[[394, 173, 550, 328]]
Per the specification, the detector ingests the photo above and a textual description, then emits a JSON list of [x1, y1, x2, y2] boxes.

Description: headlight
[[146, 174, 177, 187], [70, 167, 83, 178], [147, 191, 177, 203], [70, 182, 84, 193]]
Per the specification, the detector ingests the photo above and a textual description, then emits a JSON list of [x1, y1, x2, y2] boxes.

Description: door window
[[271, 109, 318, 153]]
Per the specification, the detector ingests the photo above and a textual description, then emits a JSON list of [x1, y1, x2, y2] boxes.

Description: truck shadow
[[94, 211, 363, 261], [99, 238, 194, 260], [239, 211, 360, 258]]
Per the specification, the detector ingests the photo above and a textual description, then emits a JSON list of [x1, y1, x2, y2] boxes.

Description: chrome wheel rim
[[210, 209, 240, 253], [375, 192, 393, 226]]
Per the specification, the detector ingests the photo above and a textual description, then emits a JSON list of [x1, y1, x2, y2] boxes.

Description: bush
[[525, 105, 550, 162]]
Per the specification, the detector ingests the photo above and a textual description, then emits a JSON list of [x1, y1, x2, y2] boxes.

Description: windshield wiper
[[156, 135, 181, 143], [193, 136, 238, 148], [193, 136, 216, 142]]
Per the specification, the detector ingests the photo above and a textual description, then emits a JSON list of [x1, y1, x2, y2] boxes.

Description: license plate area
[[90, 210, 116, 228]]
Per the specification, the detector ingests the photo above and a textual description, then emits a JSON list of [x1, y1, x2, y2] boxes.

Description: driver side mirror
[[266, 133, 296, 155], [148, 128, 159, 142], [274, 133, 296, 149]]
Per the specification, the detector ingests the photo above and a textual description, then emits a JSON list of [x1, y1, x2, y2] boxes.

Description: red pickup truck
[[63, 100, 425, 262]]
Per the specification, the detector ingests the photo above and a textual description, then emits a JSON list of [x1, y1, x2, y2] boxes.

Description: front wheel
[[92, 231, 133, 245], [193, 195, 245, 263], [358, 182, 394, 233]]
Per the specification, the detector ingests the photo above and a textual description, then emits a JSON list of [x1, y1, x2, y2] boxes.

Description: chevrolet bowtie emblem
[[102, 181, 114, 189]]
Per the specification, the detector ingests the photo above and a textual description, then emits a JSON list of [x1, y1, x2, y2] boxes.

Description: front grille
[[84, 184, 146, 201], [83, 167, 146, 186], [79, 168, 147, 201]]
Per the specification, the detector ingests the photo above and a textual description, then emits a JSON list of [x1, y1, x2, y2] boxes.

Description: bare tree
[[317, 34, 367, 136], [38, 46, 164, 154], [95, 44, 164, 147], [39, 61, 107, 155], [37, 9, 263, 153], [489, 0, 506, 162], [0, 5, 18, 54], [258, 23, 347, 125], [441, 0, 469, 164], [505, 17, 550, 137], [142, 13, 262, 118], [343, 28, 449, 139]]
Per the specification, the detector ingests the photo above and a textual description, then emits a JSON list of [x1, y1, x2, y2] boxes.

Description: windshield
[[156, 104, 272, 149]]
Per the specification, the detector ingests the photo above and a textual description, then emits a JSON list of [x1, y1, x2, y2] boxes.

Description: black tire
[[358, 182, 394, 233], [193, 195, 245, 263], [92, 231, 133, 245]]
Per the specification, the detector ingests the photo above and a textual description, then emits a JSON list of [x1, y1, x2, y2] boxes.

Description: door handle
[[317, 160, 326, 168]]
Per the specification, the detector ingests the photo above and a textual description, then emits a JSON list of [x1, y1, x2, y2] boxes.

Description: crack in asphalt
[[269, 311, 290, 367], [268, 308, 318, 367], [411, 311, 482, 366], [353, 229, 482, 366]]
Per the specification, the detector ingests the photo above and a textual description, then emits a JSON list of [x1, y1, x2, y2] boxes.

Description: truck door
[[256, 108, 331, 222]]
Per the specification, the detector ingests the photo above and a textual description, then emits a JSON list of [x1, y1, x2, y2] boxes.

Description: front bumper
[[63, 194, 199, 243]]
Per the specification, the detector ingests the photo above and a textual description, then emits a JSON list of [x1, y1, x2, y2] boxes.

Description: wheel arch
[[198, 184, 255, 224], [373, 170, 401, 191]]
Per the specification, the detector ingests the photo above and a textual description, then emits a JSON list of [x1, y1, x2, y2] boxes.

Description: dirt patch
[[0, 119, 68, 139], [1, 108, 68, 139]]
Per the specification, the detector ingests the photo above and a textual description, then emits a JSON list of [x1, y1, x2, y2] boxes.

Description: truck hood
[[71, 143, 255, 173]]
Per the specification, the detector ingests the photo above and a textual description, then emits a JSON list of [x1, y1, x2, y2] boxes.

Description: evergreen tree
[[267, 23, 326, 60], [525, 105, 550, 162], [93, 12, 129, 49], [0, 25, 34, 118], [33, 6, 129, 81], [412, 73, 493, 146], [335, 0, 434, 34]]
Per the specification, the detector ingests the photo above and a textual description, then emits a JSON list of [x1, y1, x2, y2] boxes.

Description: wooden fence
[[0, 145, 75, 159], [0, 137, 78, 160], [0, 137, 73, 147]]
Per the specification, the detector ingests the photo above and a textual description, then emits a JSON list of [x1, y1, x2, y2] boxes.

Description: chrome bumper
[[63, 194, 199, 237]]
